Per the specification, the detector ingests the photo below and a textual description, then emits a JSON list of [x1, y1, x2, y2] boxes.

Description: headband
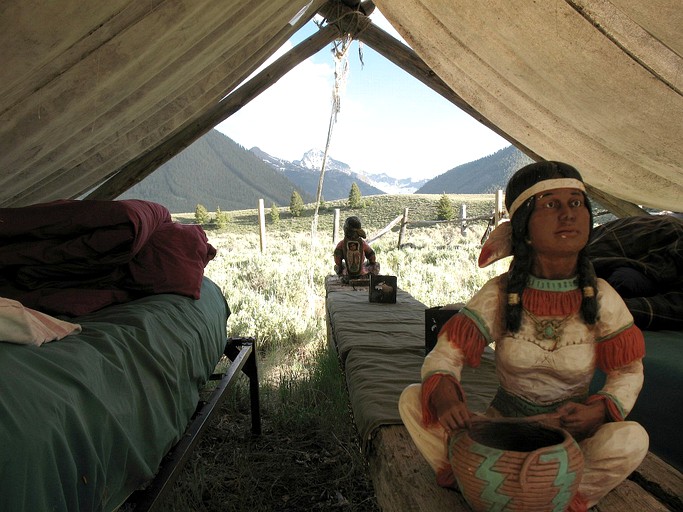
[[507, 178, 586, 218], [478, 177, 586, 268]]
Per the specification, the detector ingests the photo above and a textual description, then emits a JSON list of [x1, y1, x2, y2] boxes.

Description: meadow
[[162, 194, 510, 511]]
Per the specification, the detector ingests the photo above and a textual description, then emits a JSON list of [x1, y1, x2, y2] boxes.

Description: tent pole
[[86, 22, 340, 201], [353, 14, 646, 218]]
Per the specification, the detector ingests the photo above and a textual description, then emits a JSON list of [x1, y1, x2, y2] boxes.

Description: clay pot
[[448, 418, 583, 512]]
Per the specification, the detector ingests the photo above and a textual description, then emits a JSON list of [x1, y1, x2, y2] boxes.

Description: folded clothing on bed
[[0, 199, 216, 316], [0, 297, 81, 345]]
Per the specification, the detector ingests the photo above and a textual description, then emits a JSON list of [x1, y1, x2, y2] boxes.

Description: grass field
[[161, 193, 510, 511]]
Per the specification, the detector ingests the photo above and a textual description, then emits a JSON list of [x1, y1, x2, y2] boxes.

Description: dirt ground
[[161, 406, 381, 512]]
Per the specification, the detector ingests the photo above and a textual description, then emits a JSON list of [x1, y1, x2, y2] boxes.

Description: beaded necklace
[[522, 307, 573, 350], [522, 275, 578, 350]]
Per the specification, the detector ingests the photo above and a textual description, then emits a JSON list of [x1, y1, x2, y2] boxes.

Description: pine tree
[[348, 182, 362, 208], [290, 190, 304, 217], [270, 203, 280, 224], [214, 206, 230, 229], [436, 193, 454, 221], [194, 204, 210, 225]]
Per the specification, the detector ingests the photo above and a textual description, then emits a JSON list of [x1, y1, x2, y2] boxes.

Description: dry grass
[[160, 194, 501, 511]]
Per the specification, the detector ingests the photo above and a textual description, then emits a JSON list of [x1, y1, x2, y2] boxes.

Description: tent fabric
[[0, 0, 322, 208], [374, 0, 683, 212], [0, 0, 681, 211]]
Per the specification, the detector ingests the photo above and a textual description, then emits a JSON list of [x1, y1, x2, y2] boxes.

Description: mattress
[[591, 329, 683, 472], [0, 277, 228, 511], [325, 282, 498, 452]]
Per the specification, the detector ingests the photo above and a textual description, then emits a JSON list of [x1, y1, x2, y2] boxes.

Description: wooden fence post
[[258, 199, 266, 253], [460, 203, 467, 236], [333, 208, 340, 244], [398, 207, 409, 248], [494, 190, 504, 226]]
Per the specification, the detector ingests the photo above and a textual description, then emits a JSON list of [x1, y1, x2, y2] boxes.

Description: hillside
[[416, 145, 533, 194], [176, 193, 498, 240], [117, 130, 527, 214], [118, 130, 312, 212]]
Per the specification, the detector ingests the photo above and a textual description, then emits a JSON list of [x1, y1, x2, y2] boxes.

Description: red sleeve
[[440, 313, 488, 367], [421, 374, 465, 426], [333, 240, 344, 266], [596, 324, 645, 372]]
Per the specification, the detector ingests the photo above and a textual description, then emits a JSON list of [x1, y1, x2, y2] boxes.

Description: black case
[[424, 306, 460, 355]]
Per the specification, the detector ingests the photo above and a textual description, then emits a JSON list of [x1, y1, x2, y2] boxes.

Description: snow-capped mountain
[[250, 147, 385, 200], [356, 171, 428, 195], [292, 149, 427, 194], [294, 149, 352, 174]]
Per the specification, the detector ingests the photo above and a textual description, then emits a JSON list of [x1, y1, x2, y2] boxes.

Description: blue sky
[[216, 11, 509, 181]]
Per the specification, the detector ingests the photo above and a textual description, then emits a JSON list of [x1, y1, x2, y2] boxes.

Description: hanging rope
[[310, 34, 353, 238], [307, 33, 353, 294]]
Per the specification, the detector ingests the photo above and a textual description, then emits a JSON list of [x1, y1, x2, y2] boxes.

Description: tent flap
[[375, 0, 683, 211], [1, 0, 681, 211]]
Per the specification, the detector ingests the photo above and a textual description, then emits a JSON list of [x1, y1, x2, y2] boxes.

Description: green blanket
[[325, 280, 498, 451], [591, 329, 683, 472], [0, 277, 228, 512]]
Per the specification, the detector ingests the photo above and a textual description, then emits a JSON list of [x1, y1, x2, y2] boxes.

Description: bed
[[586, 215, 683, 472], [0, 277, 256, 511], [0, 199, 260, 511]]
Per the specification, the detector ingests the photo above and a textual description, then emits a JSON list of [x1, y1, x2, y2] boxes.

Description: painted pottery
[[449, 419, 583, 512]]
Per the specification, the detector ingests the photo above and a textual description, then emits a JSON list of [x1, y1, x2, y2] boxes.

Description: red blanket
[[0, 200, 216, 315]]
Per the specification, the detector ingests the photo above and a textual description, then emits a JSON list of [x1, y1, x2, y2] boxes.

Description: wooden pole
[[333, 208, 340, 244], [460, 203, 467, 236], [86, 23, 340, 200], [258, 199, 266, 253], [494, 190, 504, 226], [398, 208, 409, 248], [367, 214, 403, 244]]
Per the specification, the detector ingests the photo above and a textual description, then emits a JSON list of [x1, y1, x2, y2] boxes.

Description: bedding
[[587, 215, 683, 330], [325, 278, 498, 451], [0, 296, 81, 345], [0, 199, 216, 316], [0, 276, 229, 512]]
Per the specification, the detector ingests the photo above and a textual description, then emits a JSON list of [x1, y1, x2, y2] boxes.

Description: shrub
[[214, 206, 230, 229], [270, 203, 280, 224], [436, 193, 454, 221], [348, 182, 362, 208], [194, 204, 210, 225], [290, 191, 304, 217]]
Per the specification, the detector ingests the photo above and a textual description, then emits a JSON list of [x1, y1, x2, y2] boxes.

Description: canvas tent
[[1, 0, 681, 213]]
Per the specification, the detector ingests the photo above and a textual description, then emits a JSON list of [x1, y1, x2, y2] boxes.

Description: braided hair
[[504, 161, 599, 332]]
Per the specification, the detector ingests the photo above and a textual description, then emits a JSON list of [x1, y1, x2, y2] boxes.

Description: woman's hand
[[556, 400, 607, 439], [430, 377, 472, 431]]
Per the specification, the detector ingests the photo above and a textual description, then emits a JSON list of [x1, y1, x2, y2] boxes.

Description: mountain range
[[119, 129, 532, 212], [416, 144, 533, 194]]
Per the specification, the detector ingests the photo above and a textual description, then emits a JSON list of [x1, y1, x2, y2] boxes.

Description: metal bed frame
[[123, 336, 261, 511]]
